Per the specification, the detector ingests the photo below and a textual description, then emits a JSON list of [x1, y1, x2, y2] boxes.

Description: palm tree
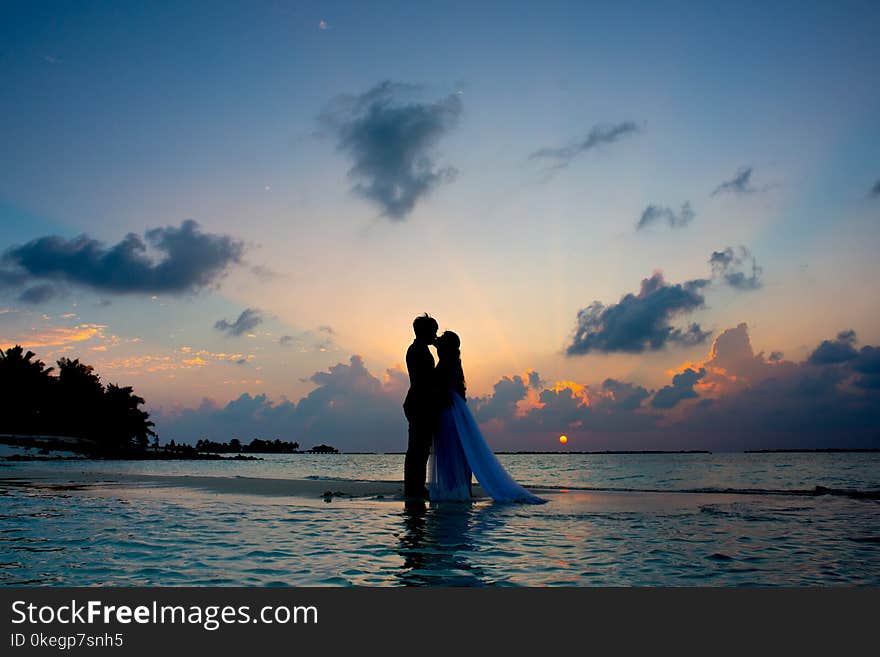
[[104, 383, 156, 452], [55, 357, 104, 439], [0, 346, 55, 434], [0, 346, 157, 456]]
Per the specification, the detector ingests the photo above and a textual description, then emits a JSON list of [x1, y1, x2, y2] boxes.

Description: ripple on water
[[0, 477, 878, 586]]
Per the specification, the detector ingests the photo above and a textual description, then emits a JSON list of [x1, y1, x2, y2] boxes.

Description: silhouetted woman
[[429, 331, 545, 504]]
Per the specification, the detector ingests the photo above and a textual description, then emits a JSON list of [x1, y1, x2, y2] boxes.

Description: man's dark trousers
[[404, 409, 432, 498]]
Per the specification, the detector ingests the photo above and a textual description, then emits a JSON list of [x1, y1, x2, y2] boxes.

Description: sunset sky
[[2, 1, 879, 450]]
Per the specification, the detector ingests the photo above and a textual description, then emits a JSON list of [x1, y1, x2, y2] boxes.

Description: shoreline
[[2, 468, 876, 504]]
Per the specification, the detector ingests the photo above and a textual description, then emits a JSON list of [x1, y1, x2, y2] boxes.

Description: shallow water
[[1, 453, 878, 586], [3, 450, 878, 492]]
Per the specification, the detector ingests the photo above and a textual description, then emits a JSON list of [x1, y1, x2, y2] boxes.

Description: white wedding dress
[[429, 391, 546, 504]]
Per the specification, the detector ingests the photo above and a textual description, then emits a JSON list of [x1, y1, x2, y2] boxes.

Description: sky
[[1, 1, 879, 451]]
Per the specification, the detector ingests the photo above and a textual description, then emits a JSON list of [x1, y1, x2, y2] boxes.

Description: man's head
[[412, 313, 439, 344]]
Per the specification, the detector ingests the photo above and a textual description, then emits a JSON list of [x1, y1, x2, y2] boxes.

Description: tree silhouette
[[56, 357, 104, 439], [0, 346, 55, 434], [104, 383, 156, 451], [0, 345, 156, 455]]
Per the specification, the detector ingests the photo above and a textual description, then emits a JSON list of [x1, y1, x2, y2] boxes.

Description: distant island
[[194, 438, 339, 454], [0, 345, 339, 460]]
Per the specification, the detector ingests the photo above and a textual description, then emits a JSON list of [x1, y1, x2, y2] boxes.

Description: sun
[[558, 434, 568, 445]]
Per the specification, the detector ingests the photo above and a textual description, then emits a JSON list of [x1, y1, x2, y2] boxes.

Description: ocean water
[[1, 453, 878, 586]]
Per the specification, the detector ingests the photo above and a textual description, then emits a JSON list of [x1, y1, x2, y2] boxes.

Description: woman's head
[[436, 330, 465, 397], [436, 330, 461, 359]]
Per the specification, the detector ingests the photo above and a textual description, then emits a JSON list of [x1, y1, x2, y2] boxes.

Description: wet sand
[[0, 468, 774, 512]]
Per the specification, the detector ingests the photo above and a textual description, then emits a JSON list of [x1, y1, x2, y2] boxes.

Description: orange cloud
[[668, 323, 792, 400], [0, 324, 107, 351], [515, 386, 544, 416]]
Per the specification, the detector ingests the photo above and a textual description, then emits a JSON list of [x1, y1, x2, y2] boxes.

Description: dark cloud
[[0, 220, 244, 301], [566, 272, 711, 355], [18, 283, 62, 305], [278, 335, 294, 346], [651, 367, 705, 408], [853, 346, 880, 389], [214, 308, 263, 337], [711, 166, 759, 196], [600, 378, 651, 411], [709, 246, 763, 290], [808, 330, 858, 365], [636, 202, 694, 230], [870, 179, 880, 197], [321, 80, 462, 220], [529, 121, 640, 169], [527, 371, 543, 389], [768, 351, 784, 362], [472, 374, 530, 423], [156, 356, 407, 452], [0, 269, 26, 287]]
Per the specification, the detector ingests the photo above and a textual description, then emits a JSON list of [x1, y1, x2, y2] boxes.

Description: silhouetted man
[[403, 313, 439, 499]]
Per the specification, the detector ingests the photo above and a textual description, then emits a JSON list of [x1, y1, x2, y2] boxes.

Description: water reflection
[[396, 499, 508, 586]]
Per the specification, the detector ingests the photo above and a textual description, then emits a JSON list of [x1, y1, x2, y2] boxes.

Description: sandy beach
[[0, 467, 808, 513]]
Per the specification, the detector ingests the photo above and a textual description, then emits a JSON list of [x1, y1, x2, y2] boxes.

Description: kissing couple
[[402, 314, 545, 504]]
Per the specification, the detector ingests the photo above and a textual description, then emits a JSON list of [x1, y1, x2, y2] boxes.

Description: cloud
[[664, 326, 880, 449], [157, 355, 408, 451], [101, 348, 250, 375], [566, 272, 711, 355], [852, 346, 880, 389], [679, 323, 782, 399], [636, 202, 694, 230], [711, 166, 759, 196], [651, 367, 705, 408], [275, 326, 337, 352], [870, 179, 880, 198], [709, 246, 763, 290], [154, 324, 880, 451], [600, 378, 651, 411], [471, 377, 658, 448], [472, 374, 531, 423], [18, 283, 62, 304], [528, 121, 640, 169], [0, 220, 244, 301], [320, 80, 462, 220], [214, 308, 264, 337], [249, 264, 279, 281], [807, 330, 858, 365], [490, 326, 880, 448], [0, 324, 107, 351]]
